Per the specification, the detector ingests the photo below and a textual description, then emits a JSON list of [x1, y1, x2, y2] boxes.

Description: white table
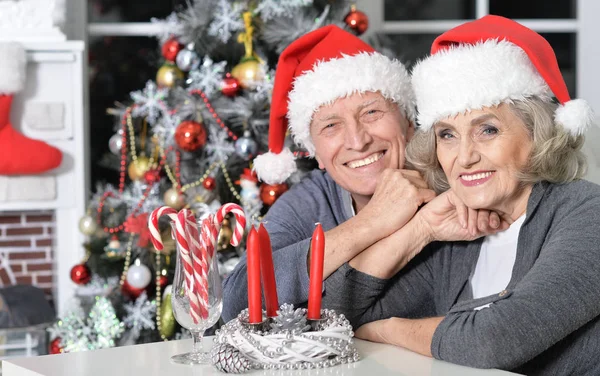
[[2, 337, 520, 376]]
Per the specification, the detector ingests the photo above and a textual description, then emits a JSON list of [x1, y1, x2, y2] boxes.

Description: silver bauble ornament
[[176, 46, 200, 72], [234, 130, 258, 160], [126, 260, 152, 289], [108, 130, 124, 155], [78, 215, 98, 236]]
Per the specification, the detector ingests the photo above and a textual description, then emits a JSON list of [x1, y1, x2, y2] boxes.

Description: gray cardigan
[[324, 179, 600, 375], [222, 170, 600, 374]]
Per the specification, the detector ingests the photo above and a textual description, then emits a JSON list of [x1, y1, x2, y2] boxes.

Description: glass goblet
[[170, 222, 223, 365]]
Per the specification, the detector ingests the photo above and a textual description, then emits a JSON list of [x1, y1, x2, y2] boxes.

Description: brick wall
[[0, 211, 55, 299]]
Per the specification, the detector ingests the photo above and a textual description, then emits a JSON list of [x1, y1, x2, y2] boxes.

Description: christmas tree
[[49, 0, 377, 353]]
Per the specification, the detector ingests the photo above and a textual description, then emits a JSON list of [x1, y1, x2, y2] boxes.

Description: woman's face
[[434, 104, 533, 218]]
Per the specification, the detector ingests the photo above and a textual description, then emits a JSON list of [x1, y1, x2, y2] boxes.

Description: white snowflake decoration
[[123, 292, 157, 340], [76, 275, 119, 297], [187, 56, 228, 96], [130, 80, 168, 125], [204, 126, 235, 165], [208, 0, 244, 43], [121, 181, 163, 214], [48, 297, 124, 353], [152, 112, 181, 148], [151, 11, 183, 43], [255, 0, 314, 21]]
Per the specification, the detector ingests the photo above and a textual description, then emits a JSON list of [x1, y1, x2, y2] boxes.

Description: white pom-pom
[[555, 99, 595, 136], [0, 43, 26, 94], [253, 148, 297, 185]]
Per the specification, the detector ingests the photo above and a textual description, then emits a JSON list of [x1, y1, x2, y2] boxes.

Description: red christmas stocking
[[0, 95, 62, 175], [0, 42, 62, 175]]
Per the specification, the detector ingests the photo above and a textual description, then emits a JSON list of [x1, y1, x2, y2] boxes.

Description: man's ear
[[315, 155, 325, 170]]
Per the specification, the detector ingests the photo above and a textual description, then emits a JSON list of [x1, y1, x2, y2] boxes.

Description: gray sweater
[[222, 170, 353, 321], [325, 179, 600, 375], [222, 170, 600, 374]]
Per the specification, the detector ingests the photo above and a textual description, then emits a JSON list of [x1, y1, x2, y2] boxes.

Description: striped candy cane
[[203, 214, 219, 258], [180, 209, 209, 320], [148, 206, 178, 251], [174, 210, 205, 324], [215, 203, 247, 247], [149, 206, 201, 324]]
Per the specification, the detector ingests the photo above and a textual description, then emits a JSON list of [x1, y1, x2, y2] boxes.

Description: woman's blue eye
[[482, 125, 498, 135], [437, 130, 453, 139]]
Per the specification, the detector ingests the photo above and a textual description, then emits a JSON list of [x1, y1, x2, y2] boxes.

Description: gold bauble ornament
[[127, 156, 152, 181], [163, 187, 186, 210], [156, 63, 184, 88], [217, 217, 234, 251], [78, 215, 98, 236], [231, 57, 263, 89], [160, 288, 176, 338]]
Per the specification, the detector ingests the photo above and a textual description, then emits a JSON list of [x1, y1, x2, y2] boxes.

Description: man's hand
[[416, 190, 510, 243], [361, 169, 436, 239]]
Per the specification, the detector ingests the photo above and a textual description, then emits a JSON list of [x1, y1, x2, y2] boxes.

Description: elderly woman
[[323, 15, 600, 375]]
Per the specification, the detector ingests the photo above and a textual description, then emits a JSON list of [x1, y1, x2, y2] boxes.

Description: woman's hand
[[356, 317, 444, 357], [416, 190, 510, 243]]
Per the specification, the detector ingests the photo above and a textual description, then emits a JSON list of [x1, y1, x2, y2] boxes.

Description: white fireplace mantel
[[0, 42, 88, 316]]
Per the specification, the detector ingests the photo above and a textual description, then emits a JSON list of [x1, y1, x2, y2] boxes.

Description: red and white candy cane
[[180, 209, 209, 320], [214, 203, 247, 247], [148, 206, 178, 251], [149, 206, 202, 323], [202, 214, 219, 258], [174, 210, 206, 324]]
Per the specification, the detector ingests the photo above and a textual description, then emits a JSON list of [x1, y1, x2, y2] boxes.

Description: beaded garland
[[211, 304, 359, 373]]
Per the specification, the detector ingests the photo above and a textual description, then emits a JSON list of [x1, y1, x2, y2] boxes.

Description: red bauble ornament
[[203, 176, 216, 190], [70, 263, 91, 285], [161, 38, 183, 62], [260, 183, 289, 206], [158, 275, 169, 289], [144, 168, 161, 184], [174, 120, 207, 152], [344, 6, 369, 35], [121, 280, 145, 300], [49, 338, 63, 354], [221, 73, 241, 97]]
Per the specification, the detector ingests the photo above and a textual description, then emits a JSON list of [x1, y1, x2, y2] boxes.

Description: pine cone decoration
[[269, 303, 310, 334], [211, 343, 253, 373]]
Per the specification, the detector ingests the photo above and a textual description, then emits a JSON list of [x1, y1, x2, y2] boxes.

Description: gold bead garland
[[155, 250, 167, 341], [127, 113, 156, 167], [119, 233, 135, 287]]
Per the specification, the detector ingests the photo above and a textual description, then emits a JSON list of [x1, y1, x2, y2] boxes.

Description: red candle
[[307, 223, 325, 320], [259, 223, 279, 317], [246, 226, 262, 323]]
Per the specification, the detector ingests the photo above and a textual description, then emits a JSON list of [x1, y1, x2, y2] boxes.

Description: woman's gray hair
[[406, 97, 588, 193]]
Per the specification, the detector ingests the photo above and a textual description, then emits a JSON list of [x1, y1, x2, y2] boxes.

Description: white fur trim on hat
[[0, 43, 26, 95], [253, 148, 297, 185], [555, 99, 595, 136], [412, 39, 552, 131], [287, 52, 415, 156]]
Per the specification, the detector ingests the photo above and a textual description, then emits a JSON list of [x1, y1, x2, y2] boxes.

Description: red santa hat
[[253, 25, 415, 184], [411, 15, 594, 136]]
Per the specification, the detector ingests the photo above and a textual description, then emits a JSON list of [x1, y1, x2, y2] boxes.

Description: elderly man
[[221, 25, 497, 321]]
